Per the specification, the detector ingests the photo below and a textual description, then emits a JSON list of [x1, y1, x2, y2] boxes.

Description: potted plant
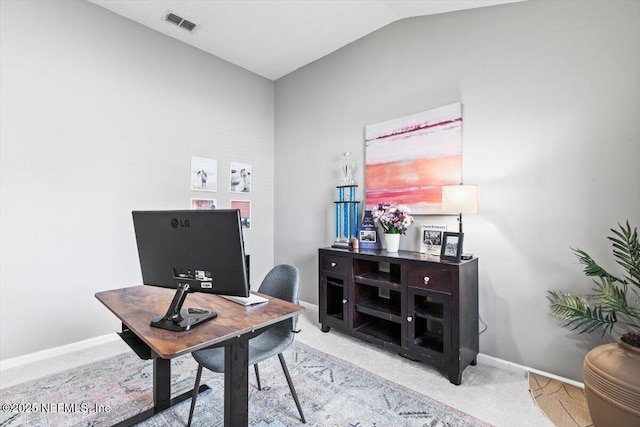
[[547, 221, 640, 427], [371, 203, 414, 252]]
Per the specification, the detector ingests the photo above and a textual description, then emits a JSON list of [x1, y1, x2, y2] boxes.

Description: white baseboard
[[1, 300, 585, 390], [477, 352, 584, 389], [0, 333, 120, 372]]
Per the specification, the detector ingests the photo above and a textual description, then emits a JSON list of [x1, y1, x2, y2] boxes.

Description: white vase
[[385, 233, 400, 252]]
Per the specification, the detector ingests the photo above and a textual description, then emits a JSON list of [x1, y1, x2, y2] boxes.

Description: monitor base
[[151, 308, 217, 332]]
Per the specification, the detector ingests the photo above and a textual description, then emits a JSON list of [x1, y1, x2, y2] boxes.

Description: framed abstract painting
[[365, 103, 462, 214]]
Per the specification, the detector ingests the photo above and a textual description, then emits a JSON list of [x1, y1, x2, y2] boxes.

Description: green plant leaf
[[549, 221, 640, 338], [572, 248, 621, 283], [547, 290, 617, 335], [588, 277, 629, 312], [609, 221, 640, 289]]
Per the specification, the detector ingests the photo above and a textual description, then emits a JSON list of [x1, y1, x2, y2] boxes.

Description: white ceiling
[[89, 0, 524, 80]]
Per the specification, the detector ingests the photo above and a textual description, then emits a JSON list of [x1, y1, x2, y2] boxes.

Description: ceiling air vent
[[164, 11, 197, 32]]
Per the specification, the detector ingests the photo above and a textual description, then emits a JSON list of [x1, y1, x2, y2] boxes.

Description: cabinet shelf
[[326, 312, 343, 321], [414, 332, 444, 353], [414, 301, 444, 321], [356, 298, 401, 323], [326, 279, 344, 288], [354, 271, 400, 290], [354, 319, 402, 346]]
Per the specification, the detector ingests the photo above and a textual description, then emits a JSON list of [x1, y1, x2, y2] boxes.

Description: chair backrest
[[258, 264, 299, 304], [258, 264, 300, 333]]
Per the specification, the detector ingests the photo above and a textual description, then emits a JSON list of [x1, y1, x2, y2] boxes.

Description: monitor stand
[[150, 283, 217, 332]]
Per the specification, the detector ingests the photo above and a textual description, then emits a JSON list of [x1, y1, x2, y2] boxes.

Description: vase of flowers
[[371, 203, 415, 252]]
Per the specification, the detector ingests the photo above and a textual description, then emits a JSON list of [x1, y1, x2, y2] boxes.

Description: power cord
[[479, 316, 488, 335]]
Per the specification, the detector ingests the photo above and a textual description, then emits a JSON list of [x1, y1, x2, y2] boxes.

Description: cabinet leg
[[470, 357, 477, 366], [321, 324, 330, 333], [448, 369, 462, 386]]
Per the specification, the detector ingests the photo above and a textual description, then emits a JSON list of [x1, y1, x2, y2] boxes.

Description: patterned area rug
[[1, 341, 490, 426], [529, 372, 593, 427]]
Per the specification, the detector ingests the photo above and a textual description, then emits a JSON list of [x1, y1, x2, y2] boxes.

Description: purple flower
[[371, 202, 415, 234]]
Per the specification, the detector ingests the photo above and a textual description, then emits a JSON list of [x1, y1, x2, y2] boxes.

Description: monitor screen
[[132, 209, 250, 331]]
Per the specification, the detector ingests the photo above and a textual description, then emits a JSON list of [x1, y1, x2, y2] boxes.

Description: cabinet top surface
[[319, 247, 477, 265]]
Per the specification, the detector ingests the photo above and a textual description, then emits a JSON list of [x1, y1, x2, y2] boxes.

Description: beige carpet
[[529, 372, 593, 427], [1, 341, 491, 426], [1, 303, 554, 426]]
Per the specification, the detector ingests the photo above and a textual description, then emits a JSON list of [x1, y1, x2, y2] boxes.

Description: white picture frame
[[419, 224, 447, 254], [230, 161, 252, 193], [191, 156, 217, 192]]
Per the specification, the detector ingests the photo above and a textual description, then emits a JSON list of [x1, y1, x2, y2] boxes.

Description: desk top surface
[[95, 285, 304, 359]]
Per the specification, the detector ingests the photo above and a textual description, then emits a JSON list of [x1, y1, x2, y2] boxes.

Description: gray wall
[[2, 0, 639, 383], [0, 0, 275, 360], [274, 0, 640, 381]]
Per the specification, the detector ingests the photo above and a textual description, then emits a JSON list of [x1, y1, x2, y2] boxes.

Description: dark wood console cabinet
[[318, 247, 479, 385]]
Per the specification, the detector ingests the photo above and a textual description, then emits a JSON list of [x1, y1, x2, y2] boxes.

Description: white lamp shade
[[441, 185, 479, 214]]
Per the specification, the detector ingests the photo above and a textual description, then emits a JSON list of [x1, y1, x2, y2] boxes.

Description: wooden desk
[[96, 285, 304, 426]]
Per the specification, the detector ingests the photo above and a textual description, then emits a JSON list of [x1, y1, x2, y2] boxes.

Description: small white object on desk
[[220, 293, 268, 306]]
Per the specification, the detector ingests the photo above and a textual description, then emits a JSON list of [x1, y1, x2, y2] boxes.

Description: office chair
[[187, 264, 306, 426]]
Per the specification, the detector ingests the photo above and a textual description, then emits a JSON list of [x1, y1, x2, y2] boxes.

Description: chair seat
[[192, 321, 294, 372]]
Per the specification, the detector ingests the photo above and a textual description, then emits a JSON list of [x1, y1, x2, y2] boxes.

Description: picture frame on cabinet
[[419, 224, 447, 255], [359, 210, 382, 249], [440, 232, 464, 261], [359, 230, 377, 243]]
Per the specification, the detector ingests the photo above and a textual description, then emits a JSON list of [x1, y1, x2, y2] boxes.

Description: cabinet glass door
[[320, 274, 348, 331], [407, 288, 451, 364]]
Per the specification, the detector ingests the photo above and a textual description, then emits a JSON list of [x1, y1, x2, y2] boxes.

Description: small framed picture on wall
[[191, 198, 217, 210], [230, 162, 251, 193], [230, 200, 251, 229], [191, 156, 217, 192], [440, 232, 464, 262]]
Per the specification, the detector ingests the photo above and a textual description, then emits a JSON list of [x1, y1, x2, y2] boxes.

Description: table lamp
[[441, 184, 479, 233]]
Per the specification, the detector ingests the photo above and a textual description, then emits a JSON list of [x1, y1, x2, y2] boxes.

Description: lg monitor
[[132, 209, 250, 331]]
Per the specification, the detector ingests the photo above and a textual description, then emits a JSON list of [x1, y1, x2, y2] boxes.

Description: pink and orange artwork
[[365, 103, 462, 215], [231, 200, 251, 229]]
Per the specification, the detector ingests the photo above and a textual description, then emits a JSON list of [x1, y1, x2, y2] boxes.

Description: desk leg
[[224, 339, 249, 426], [112, 356, 209, 427], [153, 357, 171, 410]]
